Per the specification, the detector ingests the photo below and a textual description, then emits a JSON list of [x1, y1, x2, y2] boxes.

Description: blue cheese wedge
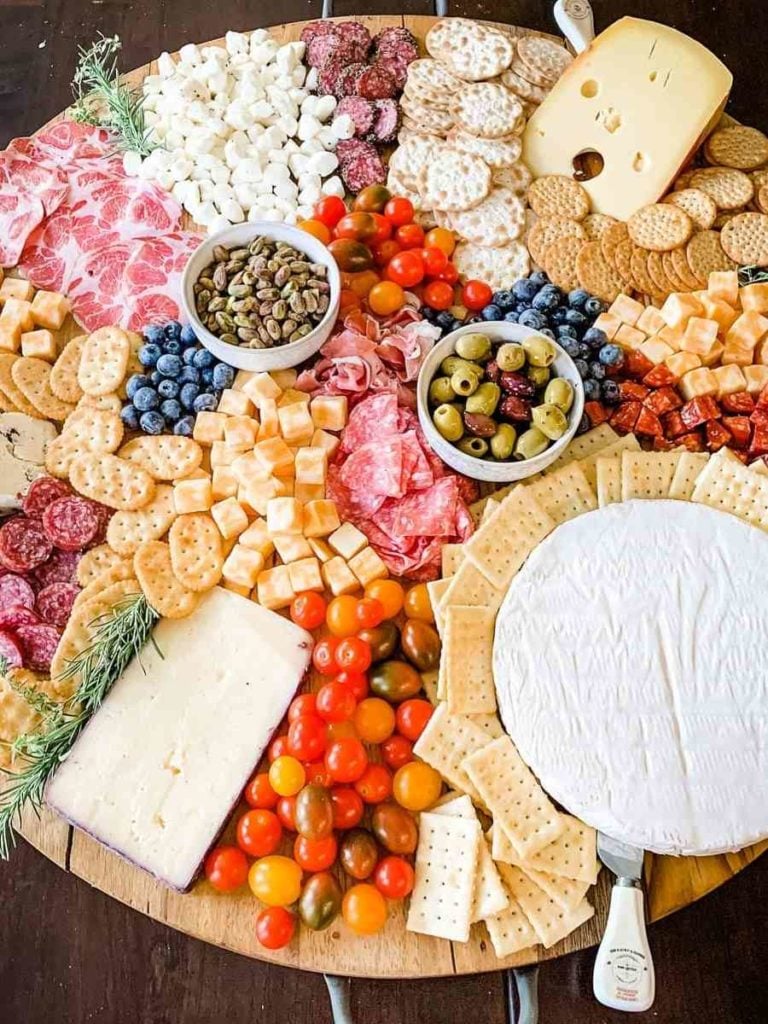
[[0, 412, 57, 510], [46, 587, 312, 890]]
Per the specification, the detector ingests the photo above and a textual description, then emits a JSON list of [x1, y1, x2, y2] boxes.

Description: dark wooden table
[[2, 2, 768, 1021]]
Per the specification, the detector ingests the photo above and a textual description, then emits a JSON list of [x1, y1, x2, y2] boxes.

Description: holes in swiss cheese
[[572, 149, 604, 182]]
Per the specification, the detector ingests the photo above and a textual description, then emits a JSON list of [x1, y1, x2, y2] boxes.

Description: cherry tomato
[[370, 660, 422, 703], [326, 594, 360, 637], [290, 591, 327, 630], [336, 669, 369, 702], [304, 760, 333, 787], [421, 245, 448, 276], [205, 845, 249, 892], [364, 579, 404, 619], [354, 697, 396, 744], [342, 884, 387, 935], [396, 699, 434, 742], [383, 196, 415, 227], [248, 855, 303, 907], [339, 828, 379, 880], [331, 786, 365, 829], [328, 238, 374, 273], [367, 280, 405, 316], [297, 218, 332, 245], [393, 761, 442, 811], [287, 714, 327, 762], [347, 269, 381, 299], [237, 809, 283, 857], [334, 212, 378, 243], [325, 737, 368, 783], [395, 223, 425, 249], [422, 280, 455, 311], [298, 871, 342, 931], [268, 734, 290, 762], [269, 755, 306, 797], [327, 720, 358, 742], [424, 226, 456, 256], [313, 636, 341, 675], [355, 763, 393, 804], [335, 636, 372, 674], [353, 184, 392, 213], [339, 289, 362, 314], [434, 261, 459, 284], [400, 619, 441, 672], [403, 583, 435, 623], [294, 833, 338, 872], [462, 279, 493, 311], [314, 195, 347, 228], [369, 213, 392, 245], [245, 771, 279, 809], [255, 906, 296, 949], [358, 621, 400, 663], [371, 802, 419, 854], [381, 734, 414, 771], [276, 795, 297, 831], [374, 856, 414, 900], [288, 693, 317, 722], [371, 238, 401, 267], [294, 782, 334, 840], [386, 250, 424, 288], [315, 680, 357, 723]]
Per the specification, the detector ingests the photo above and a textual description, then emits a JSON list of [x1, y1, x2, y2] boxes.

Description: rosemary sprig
[[738, 265, 768, 285], [71, 34, 155, 156]]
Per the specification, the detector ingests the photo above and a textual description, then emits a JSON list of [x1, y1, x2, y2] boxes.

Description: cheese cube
[[222, 544, 265, 589], [636, 306, 666, 336], [256, 565, 295, 610], [239, 478, 281, 516], [242, 371, 281, 408], [608, 293, 645, 326], [294, 447, 327, 486], [0, 278, 34, 303], [295, 483, 326, 504], [210, 440, 250, 467], [224, 415, 258, 448], [277, 387, 311, 407], [21, 329, 57, 362], [272, 533, 313, 563], [725, 311, 768, 350], [288, 556, 323, 593], [233, 369, 257, 392], [744, 364, 768, 395], [174, 477, 213, 513], [639, 337, 674, 365], [321, 556, 360, 596], [273, 477, 295, 497], [180, 467, 210, 482], [701, 342, 725, 367], [0, 323, 21, 353], [712, 364, 747, 398], [308, 537, 334, 563], [681, 317, 719, 357], [266, 497, 304, 535], [698, 295, 738, 332], [193, 411, 227, 445], [30, 290, 69, 330], [310, 395, 348, 432], [270, 368, 298, 390], [257, 398, 279, 440], [303, 499, 340, 538], [232, 451, 270, 488], [222, 580, 251, 598], [212, 466, 238, 500], [218, 388, 254, 417], [255, 435, 294, 474], [311, 428, 341, 459], [348, 546, 388, 587], [665, 351, 702, 378], [592, 312, 622, 341], [277, 402, 314, 445], [239, 517, 275, 558], [328, 522, 368, 560], [0, 298, 34, 333], [679, 367, 718, 400], [707, 270, 739, 306], [655, 324, 685, 352], [211, 497, 249, 539], [614, 324, 646, 350], [660, 293, 703, 329], [740, 283, 768, 314]]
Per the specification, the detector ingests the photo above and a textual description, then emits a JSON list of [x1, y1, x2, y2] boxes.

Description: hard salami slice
[[42, 496, 100, 552], [22, 475, 72, 519], [16, 623, 60, 672], [0, 573, 36, 610], [370, 100, 401, 144], [0, 188, 45, 267], [0, 517, 53, 573], [88, 501, 113, 547], [336, 22, 373, 62], [336, 97, 376, 138], [0, 604, 41, 629], [300, 20, 338, 47], [339, 145, 387, 194], [318, 57, 346, 98], [36, 582, 80, 628], [0, 629, 23, 668], [307, 31, 345, 70], [337, 63, 368, 98], [356, 64, 398, 101], [34, 548, 80, 587]]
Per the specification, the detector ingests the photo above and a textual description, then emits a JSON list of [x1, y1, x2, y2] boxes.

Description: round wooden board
[[15, 13, 768, 979]]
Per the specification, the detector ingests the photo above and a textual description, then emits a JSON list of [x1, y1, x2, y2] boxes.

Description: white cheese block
[[46, 587, 312, 890], [494, 500, 768, 856], [0, 413, 58, 510]]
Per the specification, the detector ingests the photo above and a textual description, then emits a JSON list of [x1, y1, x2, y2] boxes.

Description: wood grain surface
[[2, 1, 768, 1020]]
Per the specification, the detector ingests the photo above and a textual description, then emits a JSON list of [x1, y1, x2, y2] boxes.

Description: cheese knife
[[592, 834, 655, 1012]]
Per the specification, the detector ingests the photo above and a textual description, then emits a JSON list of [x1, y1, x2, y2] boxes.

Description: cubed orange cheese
[[660, 292, 703, 329], [173, 477, 213, 513], [681, 317, 719, 357], [239, 517, 275, 558], [701, 342, 725, 367], [266, 497, 303, 535], [712, 364, 747, 398], [231, 451, 270, 488], [308, 537, 334, 563], [636, 306, 666, 336], [0, 323, 21, 353], [348, 546, 388, 587], [722, 341, 755, 367], [272, 533, 313, 563], [193, 411, 227, 445], [655, 324, 685, 351], [0, 278, 34, 303], [30, 290, 69, 330], [614, 324, 646, 350], [217, 387, 254, 417], [739, 282, 768, 314], [294, 482, 326, 503], [639, 337, 674, 365], [256, 398, 279, 441], [277, 402, 314, 445], [232, 369, 257, 392], [608, 293, 645, 326], [273, 477, 295, 497], [224, 415, 258, 448], [210, 497, 249, 539], [256, 565, 294, 610], [707, 270, 739, 306], [239, 478, 281, 516], [277, 387, 311, 408], [255, 436, 294, 474], [287, 556, 323, 593], [698, 295, 738, 332], [21, 329, 57, 362], [310, 428, 341, 459], [270, 368, 298, 391], [665, 351, 702, 377], [210, 440, 250, 467], [294, 447, 327, 486], [242, 371, 282, 408], [303, 499, 340, 538], [679, 367, 718, 400], [328, 522, 368, 560], [310, 395, 348, 432], [0, 297, 34, 333], [592, 311, 622, 340], [211, 466, 238, 501], [744, 364, 768, 395], [321, 556, 360, 597], [222, 544, 265, 589], [725, 311, 768, 350]]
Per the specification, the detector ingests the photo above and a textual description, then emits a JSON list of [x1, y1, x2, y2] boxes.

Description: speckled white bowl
[[417, 321, 585, 483]]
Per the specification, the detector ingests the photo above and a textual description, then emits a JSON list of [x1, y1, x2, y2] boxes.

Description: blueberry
[[515, 301, 532, 314], [529, 270, 549, 288], [120, 404, 140, 430], [549, 306, 569, 326], [180, 382, 200, 410], [160, 398, 182, 422], [158, 378, 180, 399], [193, 392, 218, 413], [576, 412, 591, 435], [565, 308, 588, 327], [201, 367, 215, 386], [518, 309, 547, 330], [174, 416, 195, 436], [156, 353, 183, 378], [557, 325, 578, 340], [583, 379, 601, 401], [589, 361, 607, 381], [583, 327, 608, 351], [577, 343, 592, 360], [598, 343, 624, 367], [143, 325, 164, 346], [180, 324, 198, 346], [164, 320, 182, 341], [584, 296, 604, 316], [149, 370, 162, 387], [512, 279, 538, 303], [212, 363, 235, 390], [126, 373, 151, 400], [481, 304, 503, 321], [532, 289, 560, 312], [164, 340, 182, 356], [139, 410, 165, 434], [568, 289, 590, 309], [492, 290, 515, 310], [179, 366, 201, 385], [503, 311, 519, 323], [561, 338, 581, 358], [421, 306, 436, 321], [601, 380, 620, 405], [133, 386, 159, 412], [192, 348, 216, 369], [574, 358, 589, 379], [182, 346, 198, 365], [138, 343, 162, 367], [539, 327, 555, 339], [436, 311, 455, 330]]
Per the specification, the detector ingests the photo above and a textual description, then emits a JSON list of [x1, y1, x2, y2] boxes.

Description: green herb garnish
[[738, 265, 768, 285]]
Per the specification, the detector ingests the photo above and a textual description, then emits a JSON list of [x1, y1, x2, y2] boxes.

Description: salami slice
[[370, 99, 401, 144], [336, 22, 373, 62], [356, 64, 398, 101], [317, 56, 346, 97], [0, 517, 53, 573], [339, 145, 387, 193], [372, 27, 419, 62], [0, 629, 23, 668], [42, 496, 99, 552], [0, 604, 41, 629], [300, 20, 337, 47], [307, 30, 345, 70], [36, 582, 80, 628], [0, 573, 36, 610], [336, 97, 376, 138], [337, 62, 368, 98], [16, 623, 60, 672], [34, 548, 80, 586], [88, 501, 114, 547], [22, 475, 72, 519]]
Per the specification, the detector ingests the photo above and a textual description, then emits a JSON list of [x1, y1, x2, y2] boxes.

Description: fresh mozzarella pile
[[123, 30, 355, 233]]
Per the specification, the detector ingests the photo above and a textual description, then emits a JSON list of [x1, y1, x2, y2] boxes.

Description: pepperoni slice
[[0, 629, 23, 668], [41, 496, 99, 552], [0, 573, 36, 610], [16, 623, 60, 673], [22, 475, 72, 519], [36, 582, 80, 628], [0, 517, 53, 573]]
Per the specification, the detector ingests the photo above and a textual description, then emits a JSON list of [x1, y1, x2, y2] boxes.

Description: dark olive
[[463, 411, 497, 437], [499, 394, 532, 422], [500, 371, 536, 398]]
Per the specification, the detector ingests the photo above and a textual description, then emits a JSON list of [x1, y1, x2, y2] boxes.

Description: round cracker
[[425, 18, 514, 82], [689, 167, 754, 210], [527, 175, 590, 220], [500, 67, 549, 104], [627, 203, 693, 252], [388, 135, 445, 193], [720, 212, 768, 266], [509, 55, 553, 89], [405, 59, 463, 101], [527, 216, 585, 267], [447, 188, 525, 247], [613, 238, 638, 289], [630, 247, 661, 297], [661, 250, 690, 292], [575, 241, 624, 303], [420, 149, 491, 212], [600, 221, 630, 266], [453, 241, 530, 292], [646, 250, 675, 296], [492, 162, 533, 195], [686, 230, 737, 281], [704, 125, 768, 171], [451, 83, 523, 139], [542, 235, 584, 292], [516, 35, 573, 83], [662, 189, 717, 230], [447, 129, 522, 168], [581, 214, 618, 241], [669, 246, 702, 290], [399, 94, 455, 134]]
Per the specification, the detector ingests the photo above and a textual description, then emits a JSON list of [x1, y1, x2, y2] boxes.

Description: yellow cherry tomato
[[327, 720, 358, 742], [248, 855, 303, 906], [342, 883, 388, 935], [269, 755, 306, 797], [326, 594, 360, 637], [347, 269, 381, 300], [297, 218, 332, 245], [403, 583, 435, 623], [364, 579, 404, 620], [354, 697, 396, 744], [392, 761, 442, 812], [368, 280, 405, 316], [424, 226, 456, 257]]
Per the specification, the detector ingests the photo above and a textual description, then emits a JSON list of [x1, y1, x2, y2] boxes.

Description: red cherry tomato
[[434, 262, 458, 284], [288, 693, 317, 722], [354, 763, 393, 804], [355, 597, 385, 629], [255, 906, 296, 950], [381, 734, 414, 771], [269, 735, 290, 762], [236, 809, 283, 857], [325, 737, 368, 783], [316, 680, 357, 723], [276, 795, 297, 831], [245, 771, 279, 809], [395, 699, 434, 741], [304, 760, 333, 787], [421, 246, 449, 276], [314, 195, 347, 228], [313, 636, 341, 675], [287, 714, 327, 762], [374, 855, 415, 899], [384, 196, 415, 226], [462, 279, 493, 311], [387, 250, 425, 288], [395, 223, 425, 249], [335, 636, 372, 674], [336, 670, 369, 702], [423, 280, 455, 311], [331, 786, 365, 829], [290, 591, 327, 630], [205, 845, 249, 892], [294, 833, 338, 872], [371, 238, 401, 267], [370, 213, 392, 244]]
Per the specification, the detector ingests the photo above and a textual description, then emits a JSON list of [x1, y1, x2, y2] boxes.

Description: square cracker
[[480, 497, 500, 525], [463, 736, 565, 859], [692, 450, 768, 529], [469, 483, 518, 523], [439, 558, 506, 615], [497, 863, 595, 948], [491, 813, 600, 884], [463, 488, 555, 590], [441, 543, 465, 576], [426, 577, 451, 638], [596, 455, 621, 507], [621, 450, 682, 500], [489, 827, 592, 911], [485, 891, 540, 958], [544, 423, 618, 476], [413, 703, 493, 806], [524, 462, 597, 525], [444, 605, 496, 715], [579, 433, 640, 489], [669, 452, 710, 500]]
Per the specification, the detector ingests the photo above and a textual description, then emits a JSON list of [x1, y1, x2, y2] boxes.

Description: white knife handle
[[593, 882, 655, 1012], [553, 0, 595, 53]]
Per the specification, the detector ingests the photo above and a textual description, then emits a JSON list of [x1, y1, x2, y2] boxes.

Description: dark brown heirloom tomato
[[352, 184, 392, 213], [328, 238, 374, 272], [400, 619, 441, 672], [339, 828, 379, 880], [371, 802, 418, 855], [298, 872, 342, 931], [334, 213, 379, 243], [358, 621, 400, 663], [294, 783, 334, 841], [370, 659, 422, 703]]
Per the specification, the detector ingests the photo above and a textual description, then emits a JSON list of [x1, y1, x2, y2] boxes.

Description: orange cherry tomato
[[314, 195, 347, 228], [339, 289, 362, 314], [331, 786, 365, 829], [316, 680, 357, 723], [354, 763, 393, 804], [342, 883, 387, 935], [297, 218, 332, 244], [294, 834, 338, 872], [288, 693, 317, 722], [462, 279, 493, 311], [237, 809, 283, 857], [381, 733, 414, 771], [355, 597, 385, 629], [374, 855, 415, 899], [248, 855, 303, 907], [335, 636, 372, 674], [269, 755, 306, 797], [421, 245, 449, 276], [255, 906, 296, 949], [367, 280, 405, 316], [383, 196, 415, 227], [325, 737, 368, 783], [422, 280, 454, 311], [393, 761, 442, 811], [354, 697, 396, 744], [335, 669, 369, 702], [424, 226, 456, 256], [268, 734, 290, 762], [205, 845, 249, 892], [245, 771, 279, 809], [364, 579, 404, 619], [371, 238, 401, 267], [290, 591, 327, 630], [403, 583, 435, 622], [347, 268, 381, 299], [395, 699, 434, 742], [313, 636, 341, 674], [395, 222, 425, 249], [276, 795, 297, 831], [326, 594, 360, 637], [434, 262, 459, 284]]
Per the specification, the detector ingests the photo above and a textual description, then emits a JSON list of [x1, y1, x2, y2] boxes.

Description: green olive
[[522, 334, 557, 368], [429, 376, 456, 405], [526, 365, 550, 387], [514, 426, 549, 460], [441, 355, 483, 378], [433, 403, 464, 442], [496, 343, 526, 372], [457, 436, 489, 458], [465, 382, 501, 416], [455, 332, 492, 362], [531, 402, 568, 440], [490, 422, 517, 460], [450, 368, 480, 397], [544, 377, 574, 413]]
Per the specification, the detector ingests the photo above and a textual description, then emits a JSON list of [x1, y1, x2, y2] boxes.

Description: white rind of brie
[[0, 413, 58, 510]]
